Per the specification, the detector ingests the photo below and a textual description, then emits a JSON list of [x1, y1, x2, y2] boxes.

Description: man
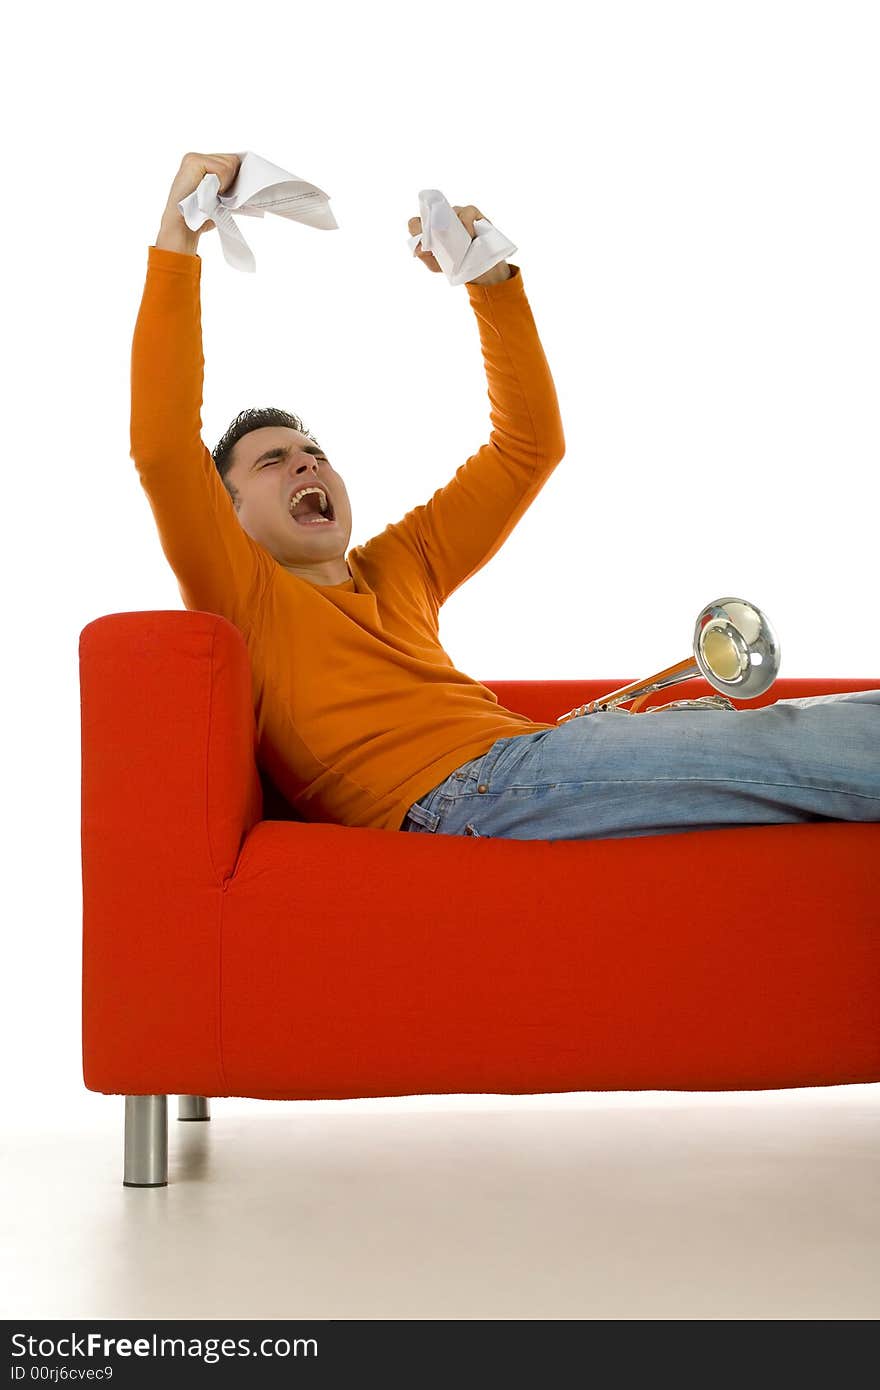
[[132, 152, 880, 841]]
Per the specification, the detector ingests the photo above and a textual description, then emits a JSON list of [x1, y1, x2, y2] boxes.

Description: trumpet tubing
[[556, 597, 781, 723]]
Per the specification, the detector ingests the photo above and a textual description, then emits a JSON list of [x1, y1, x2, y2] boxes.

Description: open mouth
[[288, 486, 336, 527]]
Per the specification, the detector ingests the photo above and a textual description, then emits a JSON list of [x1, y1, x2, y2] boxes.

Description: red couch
[[80, 611, 880, 1186]]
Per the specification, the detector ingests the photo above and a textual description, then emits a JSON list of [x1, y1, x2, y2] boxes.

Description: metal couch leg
[[123, 1095, 168, 1187], [178, 1095, 211, 1121]]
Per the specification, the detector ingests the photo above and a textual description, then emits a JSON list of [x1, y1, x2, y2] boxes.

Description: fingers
[[408, 214, 436, 270], [452, 205, 488, 237], [181, 152, 241, 195], [408, 203, 489, 273], [408, 205, 488, 237]]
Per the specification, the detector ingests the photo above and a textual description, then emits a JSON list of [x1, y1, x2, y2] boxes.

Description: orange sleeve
[[130, 245, 270, 621], [371, 264, 566, 608]]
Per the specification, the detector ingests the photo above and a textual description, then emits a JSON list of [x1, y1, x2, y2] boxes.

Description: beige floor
[[3, 1086, 878, 1320]]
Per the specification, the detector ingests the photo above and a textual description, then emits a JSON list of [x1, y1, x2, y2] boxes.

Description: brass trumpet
[[557, 597, 781, 722]]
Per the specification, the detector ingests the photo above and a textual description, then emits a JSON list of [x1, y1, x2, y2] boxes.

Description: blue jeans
[[401, 690, 880, 840]]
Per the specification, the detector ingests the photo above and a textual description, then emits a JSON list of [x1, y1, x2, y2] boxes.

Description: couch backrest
[[257, 674, 880, 823]]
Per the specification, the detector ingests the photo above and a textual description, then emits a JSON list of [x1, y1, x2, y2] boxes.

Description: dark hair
[[212, 406, 319, 508]]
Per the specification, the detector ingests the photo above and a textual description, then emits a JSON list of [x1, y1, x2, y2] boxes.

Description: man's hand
[[408, 204, 511, 286], [155, 152, 242, 255]]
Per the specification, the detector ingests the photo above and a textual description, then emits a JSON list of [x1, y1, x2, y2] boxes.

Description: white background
[[2, 1, 878, 1123]]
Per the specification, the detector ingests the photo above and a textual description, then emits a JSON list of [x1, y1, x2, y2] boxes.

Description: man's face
[[226, 427, 353, 582]]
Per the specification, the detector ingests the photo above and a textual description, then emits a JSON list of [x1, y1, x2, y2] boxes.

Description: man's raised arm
[[384, 202, 566, 608], [130, 153, 266, 618]]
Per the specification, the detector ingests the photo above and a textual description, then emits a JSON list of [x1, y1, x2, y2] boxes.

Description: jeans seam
[[488, 777, 880, 801]]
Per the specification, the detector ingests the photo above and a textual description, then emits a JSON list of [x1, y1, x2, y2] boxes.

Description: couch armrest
[[80, 610, 263, 1094]]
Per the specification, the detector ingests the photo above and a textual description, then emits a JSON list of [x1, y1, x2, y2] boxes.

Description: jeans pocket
[[402, 798, 442, 832]]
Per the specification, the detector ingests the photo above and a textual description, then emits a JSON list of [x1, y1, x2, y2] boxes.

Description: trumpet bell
[[694, 598, 780, 699], [555, 594, 781, 722]]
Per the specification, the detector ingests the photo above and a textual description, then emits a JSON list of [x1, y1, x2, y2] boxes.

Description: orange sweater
[[131, 245, 566, 831]]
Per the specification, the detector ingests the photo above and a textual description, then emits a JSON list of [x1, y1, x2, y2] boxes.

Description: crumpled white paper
[[407, 189, 517, 286], [178, 154, 517, 284], [177, 150, 338, 273]]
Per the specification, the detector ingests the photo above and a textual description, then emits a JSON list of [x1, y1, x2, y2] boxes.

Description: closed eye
[[261, 453, 327, 468]]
